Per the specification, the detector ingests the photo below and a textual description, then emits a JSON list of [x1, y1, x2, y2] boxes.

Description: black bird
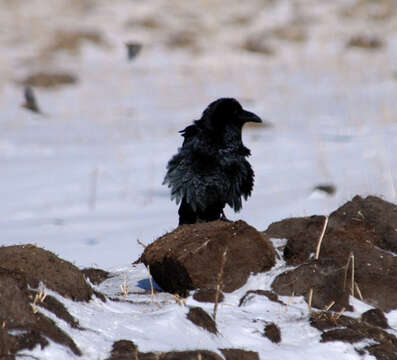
[[163, 98, 262, 225]]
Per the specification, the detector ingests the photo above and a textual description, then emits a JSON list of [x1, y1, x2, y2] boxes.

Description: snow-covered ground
[[26, 252, 384, 360], [1, 0, 397, 268], [1, 1, 397, 358]]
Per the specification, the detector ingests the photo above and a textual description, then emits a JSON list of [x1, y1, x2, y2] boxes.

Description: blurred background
[[1, 0, 397, 268]]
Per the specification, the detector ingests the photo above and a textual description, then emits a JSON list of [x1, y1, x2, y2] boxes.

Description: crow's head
[[201, 98, 262, 131]]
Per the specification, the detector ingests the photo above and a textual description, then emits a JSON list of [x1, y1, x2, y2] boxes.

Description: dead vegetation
[[346, 34, 384, 50], [43, 30, 107, 56], [19, 72, 78, 88]]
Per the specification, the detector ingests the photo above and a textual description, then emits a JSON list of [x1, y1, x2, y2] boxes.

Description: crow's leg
[[197, 203, 224, 222], [178, 198, 197, 225]]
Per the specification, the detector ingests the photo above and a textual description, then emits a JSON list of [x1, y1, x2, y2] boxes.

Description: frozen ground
[[25, 255, 387, 360], [1, 1, 397, 358], [1, 0, 397, 268]]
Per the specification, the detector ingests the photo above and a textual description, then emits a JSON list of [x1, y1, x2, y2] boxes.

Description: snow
[[27, 262, 378, 360], [1, 0, 397, 358]]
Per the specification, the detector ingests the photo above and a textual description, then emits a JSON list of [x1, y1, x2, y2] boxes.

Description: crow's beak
[[240, 109, 262, 124]]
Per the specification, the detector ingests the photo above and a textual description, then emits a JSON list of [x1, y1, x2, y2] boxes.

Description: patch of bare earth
[[19, 72, 78, 88], [0, 244, 93, 301], [311, 310, 397, 359], [268, 196, 397, 312], [139, 220, 276, 297], [43, 30, 107, 56], [0, 267, 81, 357], [266, 195, 397, 359], [0, 244, 108, 358]]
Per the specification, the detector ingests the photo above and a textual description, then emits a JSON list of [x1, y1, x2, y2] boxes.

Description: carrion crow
[[163, 98, 262, 225]]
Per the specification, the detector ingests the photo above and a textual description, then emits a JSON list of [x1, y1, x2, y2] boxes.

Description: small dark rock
[[186, 307, 217, 334], [313, 184, 336, 195], [362, 308, 389, 329], [162, 351, 223, 360], [108, 340, 139, 359], [264, 323, 281, 343], [239, 290, 283, 307], [243, 34, 275, 55], [22, 86, 41, 113], [82, 268, 111, 285], [125, 42, 142, 61], [347, 35, 384, 50], [367, 343, 397, 360], [220, 348, 260, 360], [322, 328, 364, 343]]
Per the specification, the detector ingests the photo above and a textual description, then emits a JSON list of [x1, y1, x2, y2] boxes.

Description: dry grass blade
[[213, 247, 228, 321], [335, 307, 346, 321], [31, 286, 47, 314], [343, 252, 353, 290], [120, 272, 130, 298], [355, 281, 363, 301], [173, 294, 186, 306], [148, 265, 154, 303], [351, 253, 355, 297], [315, 216, 329, 260], [308, 288, 313, 314], [137, 239, 147, 248], [324, 300, 335, 311], [343, 252, 355, 297]]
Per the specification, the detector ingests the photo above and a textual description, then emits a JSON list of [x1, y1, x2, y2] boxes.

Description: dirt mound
[[264, 323, 281, 344], [139, 220, 276, 296], [107, 340, 261, 360], [0, 268, 81, 357], [107, 340, 223, 360], [311, 310, 397, 359], [220, 348, 260, 360], [186, 307, 217, 334], [267, 196, 397, 311], [82, 267, 111, 285], [19, 72, 77, 88], [0, 244, 93, 301]]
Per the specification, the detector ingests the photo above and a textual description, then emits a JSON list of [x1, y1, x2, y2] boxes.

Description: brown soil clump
[[311, 311, 397, 359], [264, 323, 281, 343], [243, 35, 275, 55], [82, 267, 111, 285], [267, 196, 397, 312], [361, 308, 389, 329], [0, 244, 93, 301], [45, 30, 107, 55], [20, 72, 77, 88], [107, 340, 223, 360], [140, 220, 276, 296], [220, 348, 260, 360], [239, 290, 283, 307], [186, 307, 217, 334], [0, 268, 81, 357], [346, 34, 384, 49]]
